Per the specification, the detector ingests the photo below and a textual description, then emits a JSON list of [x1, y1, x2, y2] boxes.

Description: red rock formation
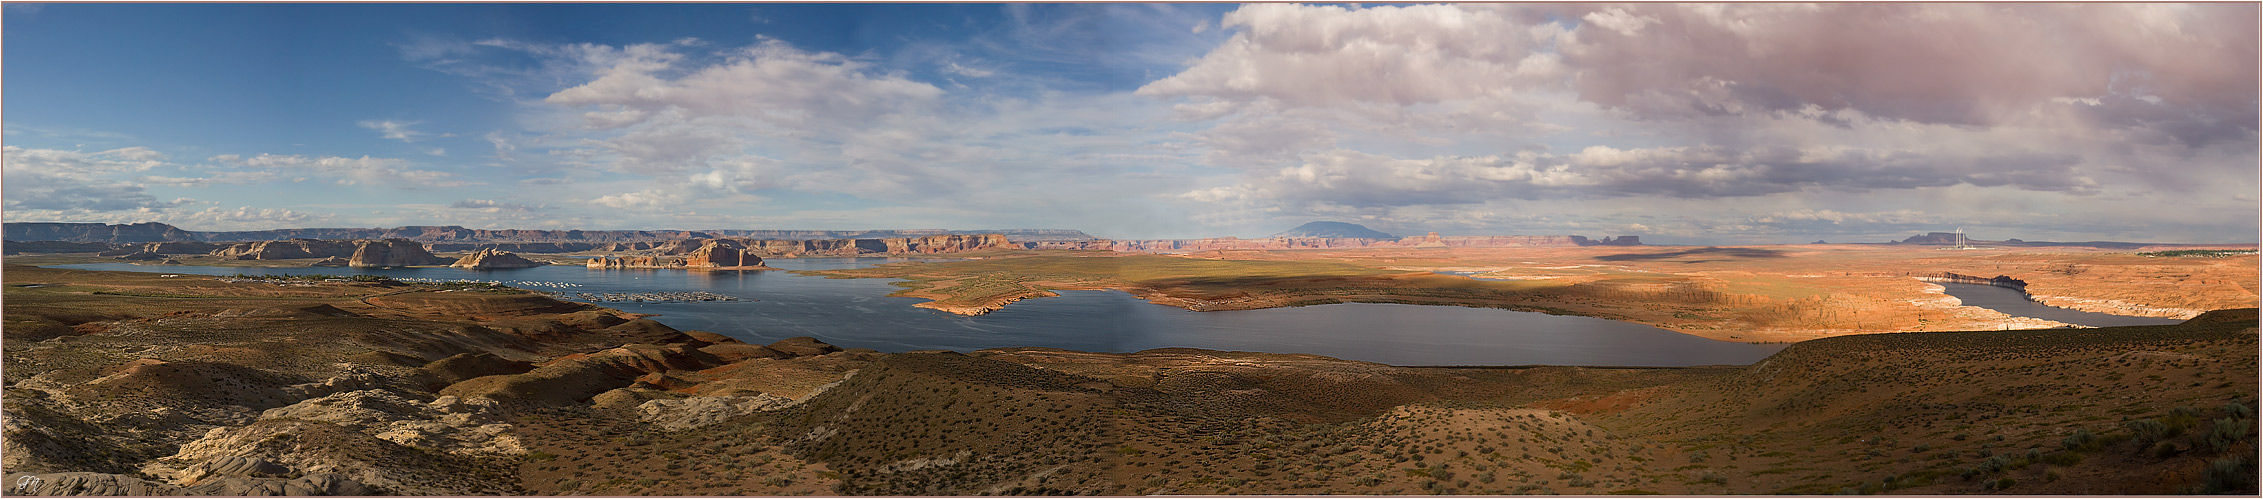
[[1021, 240, 1118, 251], [738, 239, 864, 257], [210, 239, 362, 260], [426, 242, 602, 253], [888, 234, 1014, 254], [451, 249, 546, 269], [346, 239, 453, 267], [139, 241, 227, 254], [685, 240, 765, 268], [114, 250, 166, 261]]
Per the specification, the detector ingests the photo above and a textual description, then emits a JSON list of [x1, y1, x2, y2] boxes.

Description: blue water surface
[[53, 259, 1787, 366]]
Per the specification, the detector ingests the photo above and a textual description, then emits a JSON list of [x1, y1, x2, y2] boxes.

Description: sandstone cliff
[[347, 239, 453, 268], [426, 242, 602, 254], [211, 239, 363, 260], [589, 235, 1012, 262], [684, 240, 765, 268], [138, 241, 229, 254], [451, 249, 546, 270]]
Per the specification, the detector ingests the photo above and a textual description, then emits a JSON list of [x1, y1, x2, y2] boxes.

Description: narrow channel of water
[[50, 260, 1786, 366], [1935, 282, 2184, 327]]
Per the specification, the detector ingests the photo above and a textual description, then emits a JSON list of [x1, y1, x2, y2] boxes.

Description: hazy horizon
[[6, 3, 2258, 245]]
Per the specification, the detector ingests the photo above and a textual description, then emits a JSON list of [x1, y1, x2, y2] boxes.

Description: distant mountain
[[2, 222, 1100, 244], [1890, 232, 2173, 250], [1271, 221, 1396, 239]]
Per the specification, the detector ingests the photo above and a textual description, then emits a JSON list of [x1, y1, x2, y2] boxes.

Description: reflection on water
[[52, 259, 1785, 366], [1936, 283, 2183, 328]]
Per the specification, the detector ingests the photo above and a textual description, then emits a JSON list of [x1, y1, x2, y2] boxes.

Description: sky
[[4, 3, 2257, 244]]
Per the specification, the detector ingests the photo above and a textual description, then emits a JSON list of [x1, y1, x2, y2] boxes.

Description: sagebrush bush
[[2204, 418, 2251, 453], [2128, 419, 2171, 446]]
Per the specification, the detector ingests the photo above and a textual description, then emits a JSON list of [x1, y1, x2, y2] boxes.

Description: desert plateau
[[6, 2, 2259, 496], [3, 220, 2258, 496]]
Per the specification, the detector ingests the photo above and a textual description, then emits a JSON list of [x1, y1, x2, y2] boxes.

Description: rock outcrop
[[139, 241, 228, 254], [426, 242, 602, 253], [346, 239, 452, 267], [113, 250, 165, 261], [1912, 272, 2028, 291], [2, 472, 185, 496], [211, 239, 360, 260], [685, 240, 766, 268], [309, 256, 350, 267], [450, 249, 544, 270], [765, 337, 844, 357]]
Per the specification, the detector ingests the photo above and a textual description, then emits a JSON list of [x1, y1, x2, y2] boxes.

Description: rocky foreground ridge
[[2, 265, 2254, 496]]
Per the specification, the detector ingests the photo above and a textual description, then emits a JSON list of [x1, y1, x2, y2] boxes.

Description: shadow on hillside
[[1595, 247, 1788, 263]]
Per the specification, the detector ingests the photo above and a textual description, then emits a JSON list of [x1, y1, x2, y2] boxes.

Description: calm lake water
[[1935, 282, 2185, 328], [55, 259, 1785, 366]]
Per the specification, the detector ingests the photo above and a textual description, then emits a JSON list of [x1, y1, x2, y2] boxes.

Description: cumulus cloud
[[1551, 4, 2258, 135], [589, 188, 685, 210], [543, 39, 943, 133], [210, 153, 477, 189], [1135, 3, 2254, 241], [1138, 4, 1560, 108], [3, 146, 183, 211]]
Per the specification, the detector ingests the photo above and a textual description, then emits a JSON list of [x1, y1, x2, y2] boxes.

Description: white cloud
[[211, 153, 477, 189], [450, 199, 543, 212], [543, 39, 943, 133], [3, 146, 183, 211], [589, 188, 685, 209], [1138, 4, 1560, 108], [942, 62, 996, 78], [358, 120, 430, 142]]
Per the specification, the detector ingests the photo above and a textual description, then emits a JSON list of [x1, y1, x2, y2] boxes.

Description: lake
[[54, 259, 1786, 367], [1935, 282, 2185, 328]]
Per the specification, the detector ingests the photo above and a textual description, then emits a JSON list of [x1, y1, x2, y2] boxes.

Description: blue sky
[[5, 3, 2257, 243]]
